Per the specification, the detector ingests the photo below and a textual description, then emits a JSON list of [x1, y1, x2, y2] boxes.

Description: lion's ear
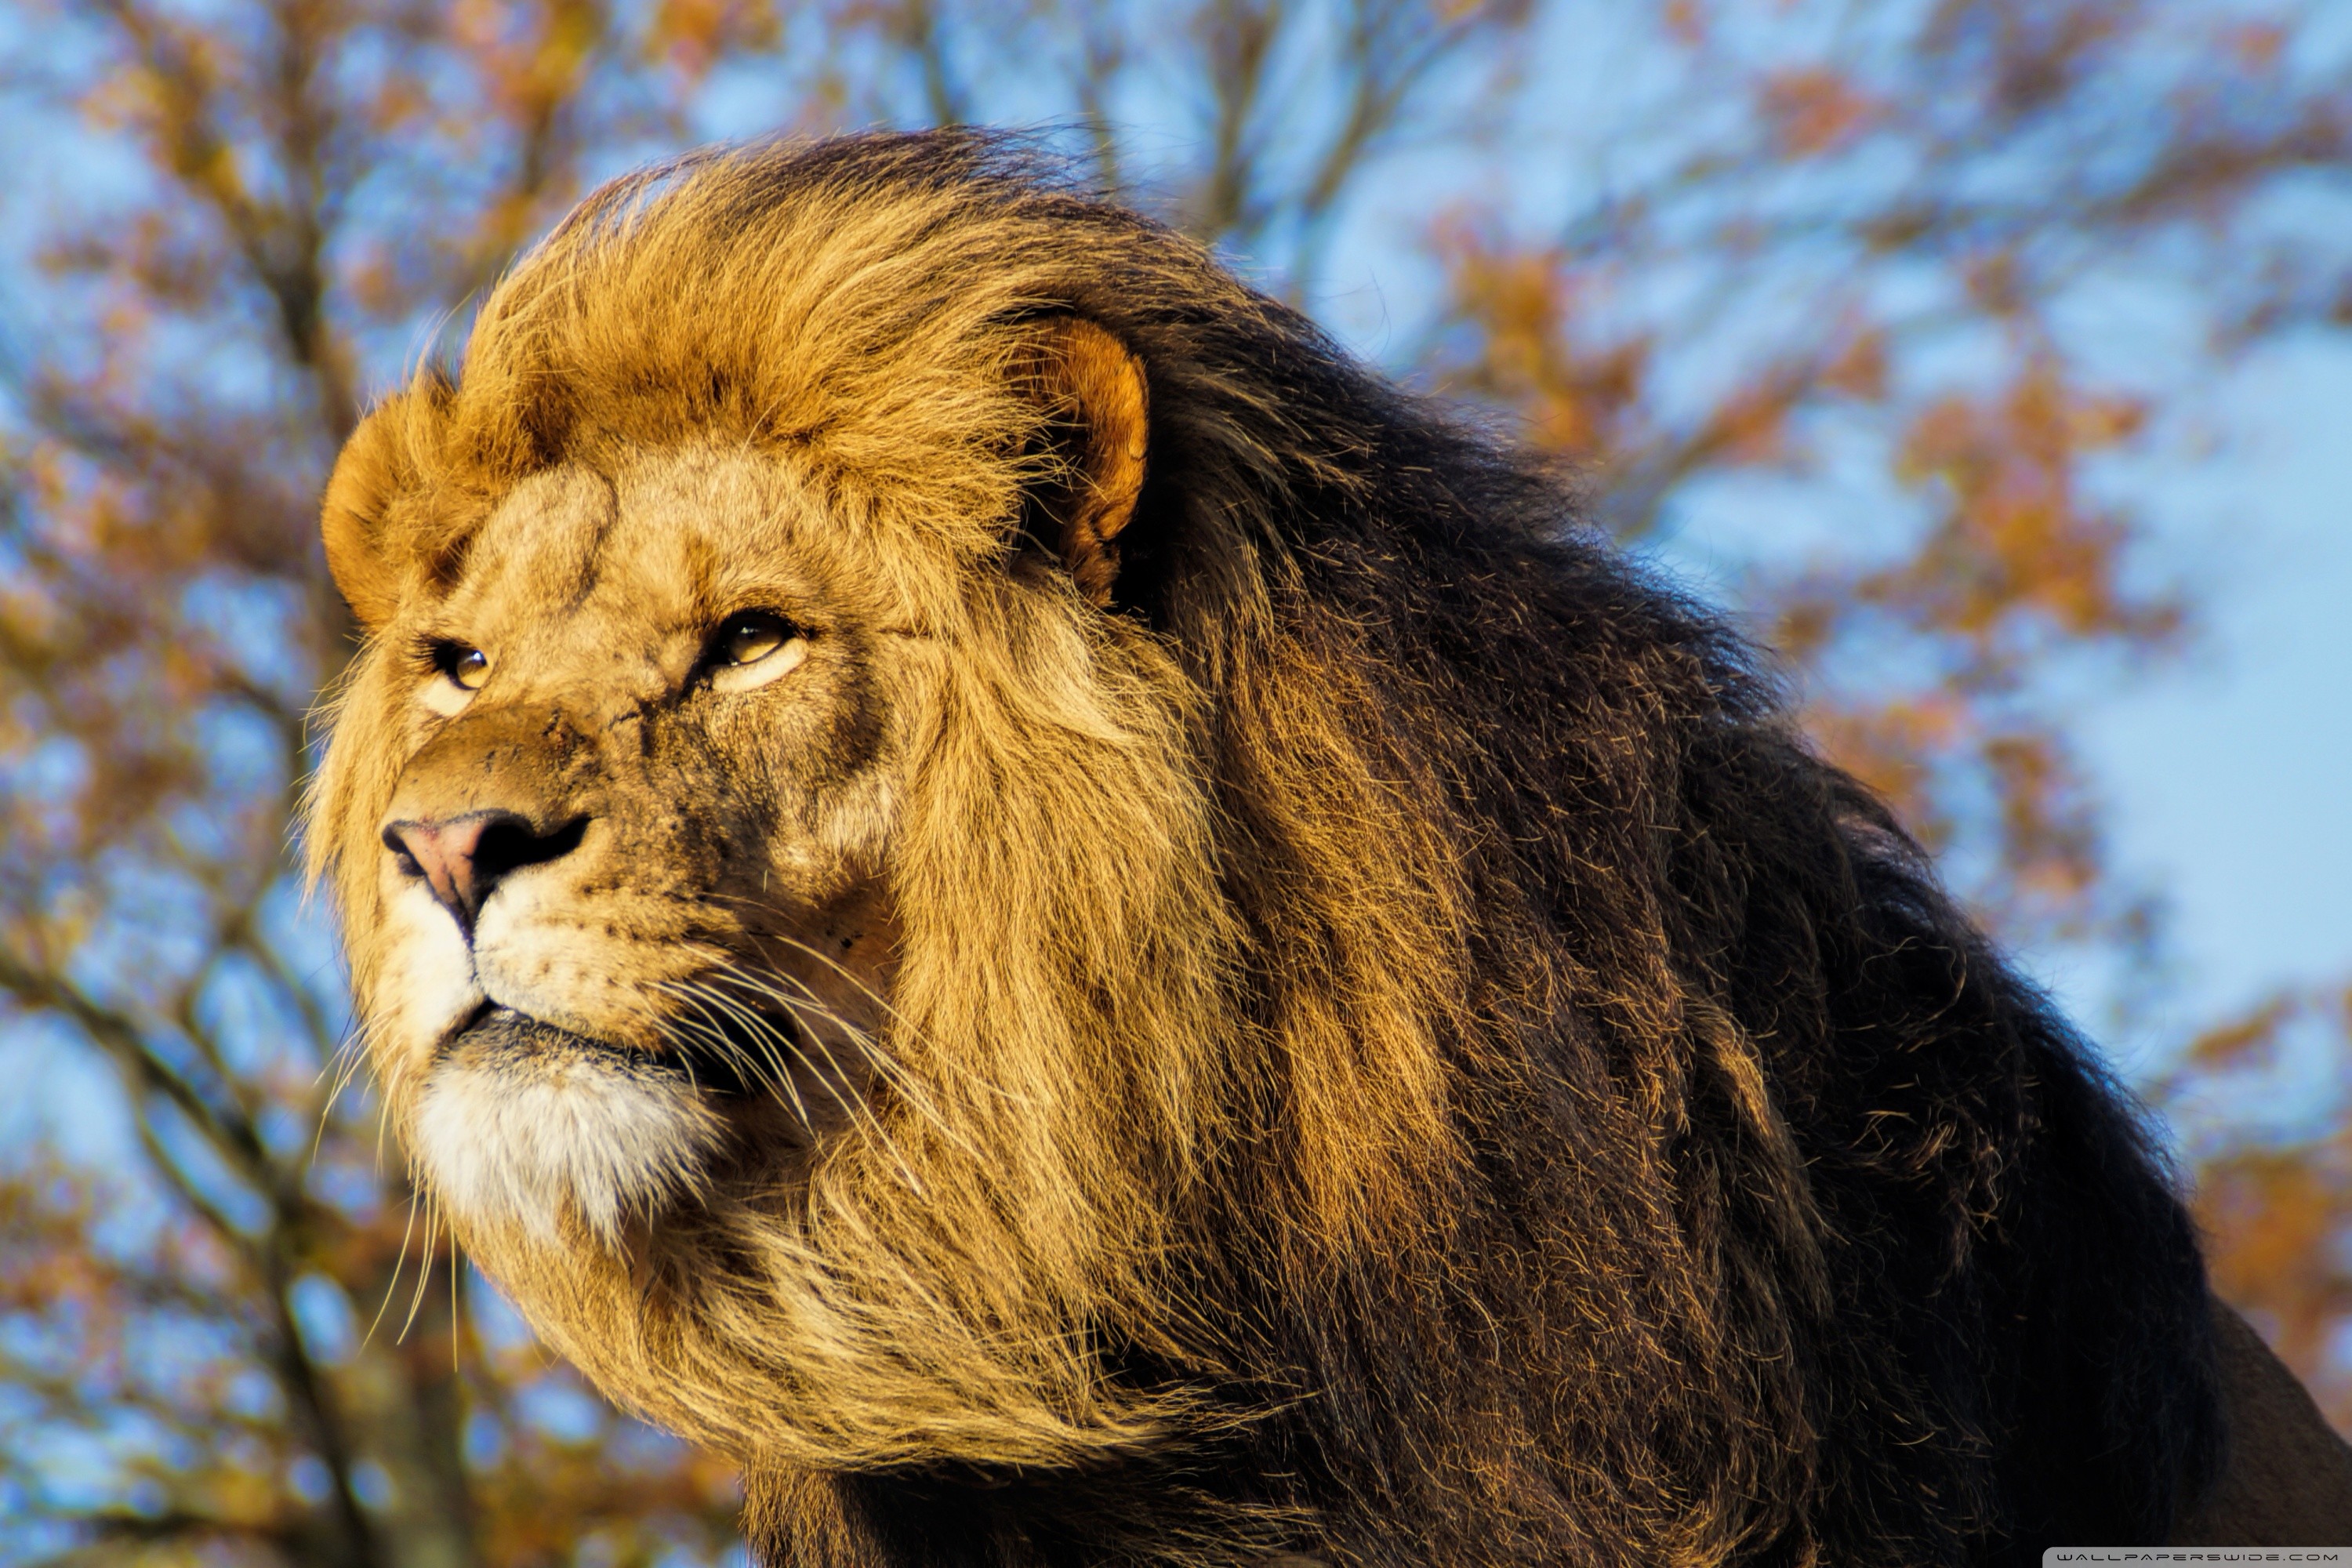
[[321, 394, 428, 630], [1014, 318, 1149, 607]]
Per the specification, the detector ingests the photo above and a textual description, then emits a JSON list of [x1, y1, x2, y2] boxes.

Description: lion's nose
[[379, 810, 587, 934]]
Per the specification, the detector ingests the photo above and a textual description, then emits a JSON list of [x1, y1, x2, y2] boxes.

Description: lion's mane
[[316, 132, 2221, 1567]]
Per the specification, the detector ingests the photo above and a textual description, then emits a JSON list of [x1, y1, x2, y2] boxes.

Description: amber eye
[[712, 612, 797, 666], [432, 642, 491, 691]]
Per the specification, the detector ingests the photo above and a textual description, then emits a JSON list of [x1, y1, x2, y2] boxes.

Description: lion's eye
[[433, 643, 491, 691], [713, 612, 795, 666], [704, 611, 809, 695]]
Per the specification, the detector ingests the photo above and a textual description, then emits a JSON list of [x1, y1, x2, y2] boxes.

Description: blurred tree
[[2, 1, 2349, 1563]]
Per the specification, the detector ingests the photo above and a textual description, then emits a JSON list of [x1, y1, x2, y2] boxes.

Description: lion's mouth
[[448, 1003, 765, 1100]]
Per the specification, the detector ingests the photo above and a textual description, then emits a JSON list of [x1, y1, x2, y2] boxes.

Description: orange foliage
[[1436, 235, 1652, 463], [1759, 66, 1880, 158], [2201, 1147, 2352, 1418]]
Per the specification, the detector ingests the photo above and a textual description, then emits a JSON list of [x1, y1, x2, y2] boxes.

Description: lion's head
[[313, 133, 2219, 1566], [310, 136, 1262, 1467]]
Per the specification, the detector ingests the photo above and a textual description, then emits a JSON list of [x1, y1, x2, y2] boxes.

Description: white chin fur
[[414, 1046, 724, 1247]]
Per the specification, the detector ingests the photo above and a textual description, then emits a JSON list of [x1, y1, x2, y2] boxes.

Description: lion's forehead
[[432, 453, 806, 670]]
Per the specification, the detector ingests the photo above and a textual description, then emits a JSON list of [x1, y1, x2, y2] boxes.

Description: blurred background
[[1, 1, 2348, 1562]]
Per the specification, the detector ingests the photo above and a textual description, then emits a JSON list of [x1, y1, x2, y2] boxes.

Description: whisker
[[310, 1025, 374, 1171], [683, 967, 937, 1186], [666, 979, 800, 1094], [451, 1229, 463, 1380], [717, 960, 984, 1142], [746, 927, 1043, 1113], [367, 1180, 423, 1349], [689, 970, 973, 1187], [400, 1195, 441, 1343], [659, 982, 817, 1133]]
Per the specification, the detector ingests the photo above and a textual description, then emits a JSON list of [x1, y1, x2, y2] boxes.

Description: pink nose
[[379, 811, 583, 932]]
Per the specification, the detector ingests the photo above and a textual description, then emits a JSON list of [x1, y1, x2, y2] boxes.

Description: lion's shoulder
[[2171, 1301, 2352, 1544]]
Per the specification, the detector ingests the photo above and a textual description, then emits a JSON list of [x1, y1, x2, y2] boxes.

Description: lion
[[307, 130, 2352, 1566]]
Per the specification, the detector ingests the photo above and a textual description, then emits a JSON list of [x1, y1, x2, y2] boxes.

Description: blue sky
[[2075, 335, 2352, 1054]]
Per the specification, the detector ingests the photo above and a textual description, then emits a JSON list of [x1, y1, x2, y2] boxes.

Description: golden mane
[[313, 132, 2236, 1566]]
